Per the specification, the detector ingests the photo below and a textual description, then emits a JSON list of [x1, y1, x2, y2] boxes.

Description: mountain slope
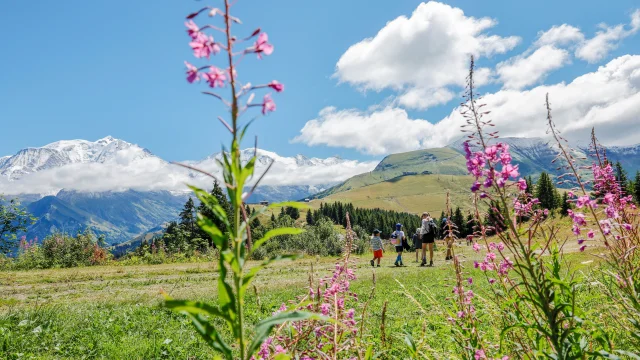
[[25, 190, 188, 245], [314, 137, 640, 207]]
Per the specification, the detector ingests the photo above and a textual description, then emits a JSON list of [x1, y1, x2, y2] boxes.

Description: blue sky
[[1, 0, 640, 163]]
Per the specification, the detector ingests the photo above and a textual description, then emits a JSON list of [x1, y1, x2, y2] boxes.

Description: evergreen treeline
[[310, 201, 421, 239]]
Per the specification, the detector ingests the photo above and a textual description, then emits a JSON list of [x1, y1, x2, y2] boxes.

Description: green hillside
[[316, 147, 467, 197], [312, 174, 475, 216]]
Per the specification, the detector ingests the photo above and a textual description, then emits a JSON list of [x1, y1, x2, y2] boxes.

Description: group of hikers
[[369, 212, 453, 267]]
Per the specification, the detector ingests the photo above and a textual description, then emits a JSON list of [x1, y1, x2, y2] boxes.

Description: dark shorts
[[422, 234, 435, 244], [395, 245, 404, 253], [414, 238, 422, 250]]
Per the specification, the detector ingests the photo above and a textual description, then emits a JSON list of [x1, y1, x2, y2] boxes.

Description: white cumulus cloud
[[535, 24, 585, 47], [334, 1, 520, 110], [295, 55, 640, 154], [497, 45, 571, 89], [576, 10, 640, 63]]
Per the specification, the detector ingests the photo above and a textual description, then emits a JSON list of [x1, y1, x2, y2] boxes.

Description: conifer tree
[[535, 172, 557, 210], [615, 161, 629, 195], [179, 197, 197, 235], [306, 210, 314, 225], [560, 192, 571, 217], [270, 212, 276, 223]]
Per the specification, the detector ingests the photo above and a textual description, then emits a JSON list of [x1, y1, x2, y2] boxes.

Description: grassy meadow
[[0, 240, 626, 359]]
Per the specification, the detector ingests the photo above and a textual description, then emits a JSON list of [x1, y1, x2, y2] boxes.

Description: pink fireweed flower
[[268, 80, 284, 92], [517, 178, 527, 191], [497, 242, 505, 251], [485, 252, 496, 261], [467, 277, 473, 285], [185, 20, 200, 39], [485, 145, 498, 161], [577, 239, 585, 245], [471, 181, 481, 192], [605, 206, 619, 219], [488, 278, 496, 284], [580, 245, 587, 252], [190, 33, 219, 59], [483, 177, 493, 188], [474, 261, 480, 268], [254, 32, 274, 58], [473, 242, 481, 252], [475, 349, 487, 359], [202, 66, 226, 88], [587, 229, 595, 239], [457, 311, 465, 318], [622, 223, 633, 231], [185, 61, 200, 83], [572, 224, 581, 236], [488, 242, 496, 251], [576, 195, 595, 209], [500, 163, 519, 180], [499, 145, 512, 165], [568, 191, 575, 198], [603, 193, 614, 205], [262, 94, 276, 115], [497, 178, 506, 188], [600, 220, 612, 235], [320, 303, 331, 316]]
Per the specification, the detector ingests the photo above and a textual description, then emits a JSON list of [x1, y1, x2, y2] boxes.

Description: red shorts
[[373, 249, 383, 258]]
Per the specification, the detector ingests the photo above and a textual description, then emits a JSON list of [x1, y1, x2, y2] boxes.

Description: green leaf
[[189, 185, 231, 228], [615, 350, 640, 360], [252, 227, 305, 253], [197, 215, 227, 249], [164, 300, 230, 322], [247, 311, 320, 358], [164, 300, 233, 360]]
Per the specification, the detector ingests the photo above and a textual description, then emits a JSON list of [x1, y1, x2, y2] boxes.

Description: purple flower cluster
[[464, 142, 524, 193]]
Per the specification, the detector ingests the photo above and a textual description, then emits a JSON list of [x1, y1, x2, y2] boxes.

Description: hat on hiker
[[396, 223, 402, 230]]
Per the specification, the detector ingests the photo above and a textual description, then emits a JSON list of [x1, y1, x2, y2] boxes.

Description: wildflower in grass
[[587, 229, 595, 239]]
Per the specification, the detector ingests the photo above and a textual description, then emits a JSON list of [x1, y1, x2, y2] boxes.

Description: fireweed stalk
[[163, 2, 318, 359], [443, 192, 500, 359], [456, 56, 614, 359], [548, 99, 640, 353], [258, 213, 369, 360]]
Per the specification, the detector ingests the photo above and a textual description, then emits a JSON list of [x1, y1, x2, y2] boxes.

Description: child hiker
[[370, 229, 383, 267], [391, 223, 406, 267]]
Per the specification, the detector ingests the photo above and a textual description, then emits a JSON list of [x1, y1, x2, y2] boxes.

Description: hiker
[[369, 229, 383, 267], [420, 212, 436, 267], [391, 223, 406, 267], [412, 228, 422, 262]]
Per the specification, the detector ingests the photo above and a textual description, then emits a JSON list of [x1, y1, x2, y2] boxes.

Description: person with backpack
[[412, 227, 422, 262], [420, 212, 436, 267], [391, 223, 405, 267]]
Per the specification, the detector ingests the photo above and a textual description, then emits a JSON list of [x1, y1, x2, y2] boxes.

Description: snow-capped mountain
[[0, 137, 377, 245], [0, 136, 156, 181]]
